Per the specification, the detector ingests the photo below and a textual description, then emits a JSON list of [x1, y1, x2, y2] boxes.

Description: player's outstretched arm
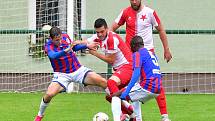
[[47, 50, 66, 59], [72, 39, 88, 45], [89, 50, 116, 65], [72, 44, 87, 51], [120, 67, 141, 100], [86, 42, 100, 51]]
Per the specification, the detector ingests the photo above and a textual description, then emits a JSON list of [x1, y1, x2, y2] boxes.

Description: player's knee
[[43, 95, 52, 103], [107, 79, 119, 94], [86, 72, 107, 88], [44, 93, 55, 101], [99, 78, 107, 89], [159, 87, 166, 94], [94, 77, 107, 89], [157, 91, 166, 100]]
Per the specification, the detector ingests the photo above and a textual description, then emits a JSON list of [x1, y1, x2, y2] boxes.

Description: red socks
[[107, 79, 119, 94], [156, 87, 168, 114]]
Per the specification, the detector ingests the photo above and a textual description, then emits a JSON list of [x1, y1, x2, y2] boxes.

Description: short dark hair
[[49, 27, 61, 39], [130, 36, 144, 52], [94, 18, 108, 29]]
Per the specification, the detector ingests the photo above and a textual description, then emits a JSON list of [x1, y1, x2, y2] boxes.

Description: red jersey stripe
[[135, 52, 140, 68], [153, 11, 161, 25], [107, 32, 115, 50]]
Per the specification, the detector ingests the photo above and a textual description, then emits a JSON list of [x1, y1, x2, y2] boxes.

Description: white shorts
[[128, 83, 159, 103], [52, 66, 91, 91]]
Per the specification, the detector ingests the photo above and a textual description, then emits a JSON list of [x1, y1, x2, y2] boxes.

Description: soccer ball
[[42, 25, 52, 31], [93, 112, 109, 121]]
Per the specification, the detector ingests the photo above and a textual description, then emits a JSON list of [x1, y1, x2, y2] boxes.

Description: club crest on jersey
[[128, 16, 132, 21], [140, 15, 147, 21]]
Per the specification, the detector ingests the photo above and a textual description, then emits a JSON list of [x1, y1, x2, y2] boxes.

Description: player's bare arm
[[72, 39, 87, 45], [86, 42, 100, 51], [110, 22, 121, 32], [89, 50, 116, 65], [155, 23, 172, 63]]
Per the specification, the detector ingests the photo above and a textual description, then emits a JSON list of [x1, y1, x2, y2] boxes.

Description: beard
[[131, 2, 141, 11]]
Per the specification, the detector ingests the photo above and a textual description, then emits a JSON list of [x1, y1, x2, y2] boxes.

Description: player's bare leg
[[84, 71, 107, 89], [156, 87, 171, 121], [35, 82, 64, 121]]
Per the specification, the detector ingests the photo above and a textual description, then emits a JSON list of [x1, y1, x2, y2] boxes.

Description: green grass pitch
[[0, 93, 214, 121]]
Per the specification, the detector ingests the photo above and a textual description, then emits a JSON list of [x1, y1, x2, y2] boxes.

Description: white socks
[[37, 98, 49, 117], [132, 101, 142, 121], [111, 96, 122, 121]]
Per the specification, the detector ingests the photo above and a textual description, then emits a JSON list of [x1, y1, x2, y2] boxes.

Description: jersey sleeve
[[106, 36, 119, 54], [115, 10, 126, 26], [133, 52, 142, 69], [72, 44, 88, 51], [151, 11, 161, 27], [45, 42, 66, 59]]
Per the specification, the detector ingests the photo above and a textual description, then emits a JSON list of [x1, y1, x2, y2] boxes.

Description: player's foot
[[120, 114, 130, 121], [34, 115, 43, 121], [161, 114, 171, 121], [128, 112, 136, 121], [121, 103, 134, 116], [126, 105, 136, 121], [161, 118, 171, 121]]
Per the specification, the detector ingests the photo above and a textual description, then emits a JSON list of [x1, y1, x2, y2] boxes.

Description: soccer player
[[86, 18, 134, 121], [111, 0, 172, 121], [34, 27, 107, 121], [113, 36, 164, 120]]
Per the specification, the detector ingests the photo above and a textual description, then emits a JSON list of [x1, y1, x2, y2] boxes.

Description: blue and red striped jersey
[[133, 48, 162, 93], [45, 34, 81, 73]]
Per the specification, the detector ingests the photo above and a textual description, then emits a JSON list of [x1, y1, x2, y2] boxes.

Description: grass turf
[[0, 93, 214, 121]]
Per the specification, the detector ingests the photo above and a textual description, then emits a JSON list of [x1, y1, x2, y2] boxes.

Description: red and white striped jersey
[[115, 6, 161, 50], [87, 31, 132, 69]]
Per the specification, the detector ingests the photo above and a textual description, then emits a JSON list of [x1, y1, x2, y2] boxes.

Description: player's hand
[[64, 45, 72, 53], [164, 48, 172, 63], [64, 43, 77, 53], [71, 41, 79, 45], [70, 42, 77, 48], [120, 92, 128, 100], [88, 49, 98, 55], [87, 42, 99, 51]]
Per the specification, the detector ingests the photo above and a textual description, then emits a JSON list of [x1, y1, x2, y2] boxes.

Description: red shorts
[[113, 64, 133, 89]]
